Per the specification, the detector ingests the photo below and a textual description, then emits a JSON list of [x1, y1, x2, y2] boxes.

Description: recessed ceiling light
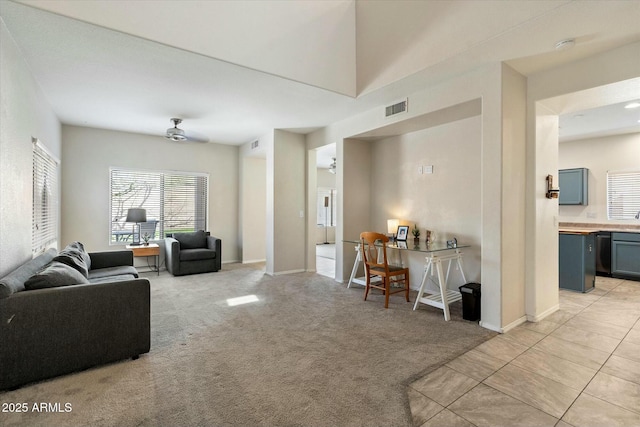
[[555, 38, 575, 51], [624, 102, 640, 109]]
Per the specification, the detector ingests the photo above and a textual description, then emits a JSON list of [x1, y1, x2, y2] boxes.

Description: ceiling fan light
[[165, 126, 187, 141]]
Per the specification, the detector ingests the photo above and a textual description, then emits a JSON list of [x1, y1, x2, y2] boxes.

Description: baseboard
[[478, 321, 502, 332], [222, 260, 240, 264], [242, 259, 266, 264], [501, 316, 528, 333], [526, 304, 559, 323], [272, 269, 306, 276]]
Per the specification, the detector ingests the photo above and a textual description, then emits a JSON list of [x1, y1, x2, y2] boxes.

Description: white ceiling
[[559, 101, 640, 142], [1, 0, 639, 147]]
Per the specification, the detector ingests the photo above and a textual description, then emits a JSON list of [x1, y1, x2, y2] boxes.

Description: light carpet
[[0, 263, 494, 427]]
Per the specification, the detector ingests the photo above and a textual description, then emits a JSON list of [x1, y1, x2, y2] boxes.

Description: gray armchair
[[164, 231, 221, 276]]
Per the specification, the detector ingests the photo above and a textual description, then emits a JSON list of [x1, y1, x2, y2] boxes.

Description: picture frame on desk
[[397, 241, 408, 249], [396, 225, 409, 241]]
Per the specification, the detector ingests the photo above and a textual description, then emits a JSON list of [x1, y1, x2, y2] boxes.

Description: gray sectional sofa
[[0, 242, 150, 390]]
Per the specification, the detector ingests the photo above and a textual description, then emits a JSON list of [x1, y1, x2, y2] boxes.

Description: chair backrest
[[360, 231, 390, 273]]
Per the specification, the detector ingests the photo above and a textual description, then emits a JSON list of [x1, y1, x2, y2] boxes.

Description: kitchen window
[[32, 138, 59, 255], [607, 169, 640, 220], [110, 168, 208, 244]]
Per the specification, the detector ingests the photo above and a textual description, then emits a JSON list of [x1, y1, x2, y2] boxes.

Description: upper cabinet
[[559, 168, 588, 205]]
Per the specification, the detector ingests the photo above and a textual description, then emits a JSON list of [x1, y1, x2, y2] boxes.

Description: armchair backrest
[[168, 230, 210, 249]]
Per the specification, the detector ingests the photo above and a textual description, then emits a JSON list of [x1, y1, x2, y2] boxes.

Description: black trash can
[[459, 282, 481, 321]]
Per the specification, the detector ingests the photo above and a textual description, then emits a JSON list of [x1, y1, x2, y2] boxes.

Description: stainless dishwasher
[[596, 231, 611, 276]]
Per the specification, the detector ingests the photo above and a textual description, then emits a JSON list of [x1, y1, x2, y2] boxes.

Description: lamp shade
[[126, 208, 147, 223], [387, 219, 399, 234]]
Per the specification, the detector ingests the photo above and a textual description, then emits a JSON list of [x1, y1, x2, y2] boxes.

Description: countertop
[[559, 222, 640, 234]]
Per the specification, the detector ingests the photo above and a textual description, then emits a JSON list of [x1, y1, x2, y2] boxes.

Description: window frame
[[109, 167, 209, 245], [32, 138, 60, 256], [607, 169, 640, 220], [317, 187, 337, 227]]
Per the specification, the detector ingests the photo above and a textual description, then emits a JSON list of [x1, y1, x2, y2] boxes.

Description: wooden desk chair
[[360, 231, 410, 308]]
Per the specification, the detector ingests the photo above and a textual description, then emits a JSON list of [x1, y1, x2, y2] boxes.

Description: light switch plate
[[424, 165, 434, 174]]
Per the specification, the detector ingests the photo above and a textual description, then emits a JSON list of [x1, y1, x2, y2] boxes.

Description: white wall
[[526, 42, 640, 323], [559, 133, 640, 224], [369, 116, 482, 289], [0, 20, 61, 277], [60, 125, 240, 263]]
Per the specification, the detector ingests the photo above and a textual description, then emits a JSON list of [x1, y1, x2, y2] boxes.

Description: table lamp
[[387, 219, 399, 240], [126, 208, 147, 246]]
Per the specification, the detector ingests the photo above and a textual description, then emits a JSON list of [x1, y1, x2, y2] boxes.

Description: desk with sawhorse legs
[[343, 239, 469, 320]]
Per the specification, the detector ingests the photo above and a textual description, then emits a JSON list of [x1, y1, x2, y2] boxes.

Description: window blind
[[607, 170, 640, 220], [32, 139, 59, 255], [110, 168, 208, 243]]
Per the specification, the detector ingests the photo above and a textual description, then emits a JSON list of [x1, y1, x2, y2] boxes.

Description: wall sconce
[[546, 175, 560, 199]]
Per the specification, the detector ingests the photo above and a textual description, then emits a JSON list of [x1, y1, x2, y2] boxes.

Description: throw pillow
[[174, 231, 207, 249], [25, 261, 90, 290], [53, 241, 90, 278]]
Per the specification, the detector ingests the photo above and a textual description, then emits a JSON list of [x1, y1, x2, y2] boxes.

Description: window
[[32, 138, 59, 255], [607, 170, 640, 220], [110, 168, 208, 244], [317, 187, 337, 227]]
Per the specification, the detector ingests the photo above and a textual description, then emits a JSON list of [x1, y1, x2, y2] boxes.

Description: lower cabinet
[[612, 233, 640, 280], [559, 232, 596, 292]]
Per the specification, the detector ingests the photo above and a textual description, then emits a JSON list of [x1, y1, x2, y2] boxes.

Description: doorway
[[315, 144, 337, 278]]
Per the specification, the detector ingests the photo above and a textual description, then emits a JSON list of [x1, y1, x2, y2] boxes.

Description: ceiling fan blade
[[184, 131, 210, 143]]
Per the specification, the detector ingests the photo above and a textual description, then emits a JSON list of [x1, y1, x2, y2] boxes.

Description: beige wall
[[559, 132, 640, 224], [266, 130, 306, 275], [61, 125, 240, 263], [309, 63, 510, 332], [500, 64, 527, 329], [0, 21, 61, 277], [369, 116, 482, 289], [240, 156, 267, 262]]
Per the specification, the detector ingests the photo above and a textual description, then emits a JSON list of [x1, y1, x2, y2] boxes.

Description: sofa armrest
[[206, 236, 222, 271], [0, 279, 150, 390], [164, 237, 180, 275], [89, 250, 133, 270]]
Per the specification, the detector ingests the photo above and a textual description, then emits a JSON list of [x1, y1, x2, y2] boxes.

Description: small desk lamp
[[126, 208, 147, 246], [387, 219, 399, 240]]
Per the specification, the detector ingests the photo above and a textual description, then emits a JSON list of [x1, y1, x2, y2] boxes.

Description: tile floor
[[316, 243, 336, 278], [407, 276, 640, 427]]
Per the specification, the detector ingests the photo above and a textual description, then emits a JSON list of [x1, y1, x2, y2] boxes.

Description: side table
[[126, 243, 160, 275]]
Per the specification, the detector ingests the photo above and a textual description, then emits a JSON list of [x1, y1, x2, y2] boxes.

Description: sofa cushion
[[174, 231, 207, 249], [24, 261, 90, 290], [0, 248, 58, 298], [88, 274, 137, 284], [88, 265, 139, 280], [179, 248, 216, 262], [53, 241, 91, 278]]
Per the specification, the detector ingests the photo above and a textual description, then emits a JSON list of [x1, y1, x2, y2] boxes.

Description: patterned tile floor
[[408, 276, 640, 427]]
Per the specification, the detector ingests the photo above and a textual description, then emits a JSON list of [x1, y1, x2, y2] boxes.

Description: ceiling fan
[[164, 118, 208, 143]]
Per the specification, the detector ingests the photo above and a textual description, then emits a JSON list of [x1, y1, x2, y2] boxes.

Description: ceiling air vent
[[250, 140, 259, 150], [385, 98, 408, 117]]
